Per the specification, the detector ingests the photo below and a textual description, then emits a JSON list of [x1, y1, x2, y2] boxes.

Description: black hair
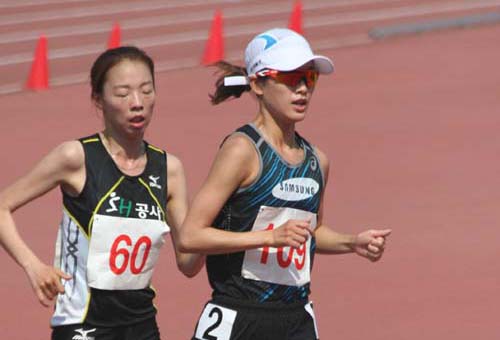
[[209, 61, 252, 105], [90, 46, 155, 101]]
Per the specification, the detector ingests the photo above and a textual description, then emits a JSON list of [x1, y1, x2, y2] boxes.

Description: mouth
[[291, 98, 308, 112], [129, 115, 146, 128]]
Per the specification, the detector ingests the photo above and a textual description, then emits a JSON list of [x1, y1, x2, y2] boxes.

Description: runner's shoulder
[[52, 140, 85, 172]]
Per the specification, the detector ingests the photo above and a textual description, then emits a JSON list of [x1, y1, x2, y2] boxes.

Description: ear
[[249, 77, 264, 96], [92, 94, 103, 111]]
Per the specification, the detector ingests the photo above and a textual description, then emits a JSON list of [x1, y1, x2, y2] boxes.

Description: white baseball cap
[[224, 28, 334, 86]]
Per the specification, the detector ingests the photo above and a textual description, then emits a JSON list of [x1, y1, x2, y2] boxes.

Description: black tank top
[[51, 133, 169, 327], [207, 124, 324, 305]]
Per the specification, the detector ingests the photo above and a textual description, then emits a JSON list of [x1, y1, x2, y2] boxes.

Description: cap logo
[[257, 34, 278, 50]]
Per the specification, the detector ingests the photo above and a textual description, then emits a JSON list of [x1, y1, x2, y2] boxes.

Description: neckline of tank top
[[96, 132, 150, 179], [248, 122, 307, 169]]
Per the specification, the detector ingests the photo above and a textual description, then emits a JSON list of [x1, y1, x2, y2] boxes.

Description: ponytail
[[209, 61, 251, 105]]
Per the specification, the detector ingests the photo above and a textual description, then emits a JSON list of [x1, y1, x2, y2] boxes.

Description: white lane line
[[0, 0, 402, 44], [1, 0, 232, 7], [0, 33, 370, 96], [369, 11, 500, 38], [1, 0, 499, 67], [309, 0, 500, 26], [0, 0, 93, 9], [0, 0, 244, 26]]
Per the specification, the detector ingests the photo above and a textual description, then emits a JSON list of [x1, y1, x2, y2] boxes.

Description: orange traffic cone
[[108, 22, 121, 49], [288, 1, 303, 34], [202, 10, 224, 65], [26, 35, 49, 91]]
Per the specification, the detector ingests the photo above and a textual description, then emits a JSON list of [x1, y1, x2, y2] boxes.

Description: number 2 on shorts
[[195, 303, 237, 340]]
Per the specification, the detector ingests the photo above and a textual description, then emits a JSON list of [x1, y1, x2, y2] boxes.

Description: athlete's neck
[[100, 130, 145, 160], [253, 113, 305, 166], [253, 112, 298, 149]]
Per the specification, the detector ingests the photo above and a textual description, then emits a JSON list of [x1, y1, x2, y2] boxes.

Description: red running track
[[0, 20, 499, 340]]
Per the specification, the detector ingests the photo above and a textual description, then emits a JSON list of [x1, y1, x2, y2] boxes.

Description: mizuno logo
[[272, 178, 319, 201], [149, 175, 161, 189], [72, 328, 96, 340]]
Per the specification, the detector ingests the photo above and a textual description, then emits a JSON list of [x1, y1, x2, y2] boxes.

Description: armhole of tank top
[[233, 131, 263, 194], [297, 131, 326, 189], [311, 145, 326, 189], [163, 151, 168, 211], [61, 138, 89, 199]]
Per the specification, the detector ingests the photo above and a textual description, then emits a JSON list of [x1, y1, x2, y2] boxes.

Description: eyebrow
[[112, 81, 154, 89]]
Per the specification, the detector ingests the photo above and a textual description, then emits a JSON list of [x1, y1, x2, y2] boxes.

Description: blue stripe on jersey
[[298, 160, 309, 177], [300, 286, 308, 299], [251, 166, 287, 206], [247, 156, 284, 207], [259, 284, 279, 303], [283, 286, 300, 303], [247, 148, 278, 195]]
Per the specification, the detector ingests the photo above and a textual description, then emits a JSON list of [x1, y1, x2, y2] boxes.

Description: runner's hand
[[25, 259, 72, 307], [271, 219, 313, 248], [353, 229, 391, 262]]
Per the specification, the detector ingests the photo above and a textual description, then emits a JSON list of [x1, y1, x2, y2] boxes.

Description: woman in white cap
[[179, 28, 391, 340]]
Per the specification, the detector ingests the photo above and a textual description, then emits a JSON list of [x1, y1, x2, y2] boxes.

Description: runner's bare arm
[[165, 154, 205, 277], [0, 141, 84, 306], [178, 135, 312, 254], [313, 147, 391, 259]]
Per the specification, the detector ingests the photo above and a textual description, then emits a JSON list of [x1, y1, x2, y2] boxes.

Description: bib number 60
[[109, 234, 152, 275]]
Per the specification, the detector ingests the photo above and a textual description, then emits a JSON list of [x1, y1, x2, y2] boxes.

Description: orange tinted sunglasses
[[255, 69, 319, 88]]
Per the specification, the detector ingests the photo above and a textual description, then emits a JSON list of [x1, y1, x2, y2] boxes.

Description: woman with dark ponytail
[[180, 28, 392, 340], [209, 61, 250, 104]]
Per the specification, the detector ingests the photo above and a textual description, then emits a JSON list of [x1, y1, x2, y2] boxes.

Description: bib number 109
[[109, 234, 152, 275], [259, 224, 307, 270]]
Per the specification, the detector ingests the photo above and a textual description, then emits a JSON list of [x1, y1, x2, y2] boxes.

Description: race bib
[[241, 206, 317, 286], [87, 214, 169, 290], [194, 303, 237, 340]]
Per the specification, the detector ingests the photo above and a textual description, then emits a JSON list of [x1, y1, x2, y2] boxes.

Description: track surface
[[0, 1, 499, 339]]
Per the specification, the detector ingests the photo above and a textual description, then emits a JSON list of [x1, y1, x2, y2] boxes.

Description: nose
[[130, 91, 144, 111], [296, 77, 309, 93]]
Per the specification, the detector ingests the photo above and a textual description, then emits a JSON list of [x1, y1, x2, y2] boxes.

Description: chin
[[125, 127, 146, 138], [289, 111, 307, 122]]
